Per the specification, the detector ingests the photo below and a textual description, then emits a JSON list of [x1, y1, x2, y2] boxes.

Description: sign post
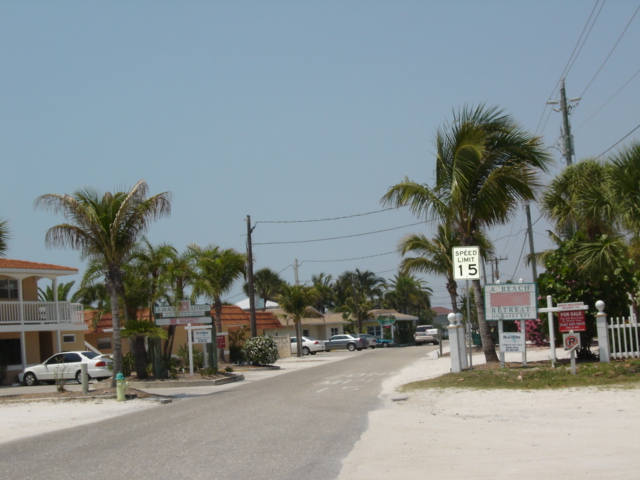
[[563, 332, 581, 375], [453, 246, 481, 369], [539, 299, 588, 366]]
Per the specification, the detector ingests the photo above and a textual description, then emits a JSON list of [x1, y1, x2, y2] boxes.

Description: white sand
[[0, 399, 160, 444], [339, 348, 640, 479]]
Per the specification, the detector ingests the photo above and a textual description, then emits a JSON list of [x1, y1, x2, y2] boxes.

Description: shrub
[[243, 336, 279, 366]]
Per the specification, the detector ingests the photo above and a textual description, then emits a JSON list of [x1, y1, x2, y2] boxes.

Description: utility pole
[[525, 204, 538, 281], [246, 215, 257, 337], [493, 256, 508, 282], [547, 79, 581, 166]]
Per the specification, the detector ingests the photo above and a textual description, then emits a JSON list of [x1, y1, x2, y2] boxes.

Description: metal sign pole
[[466, 279, 473, 369]]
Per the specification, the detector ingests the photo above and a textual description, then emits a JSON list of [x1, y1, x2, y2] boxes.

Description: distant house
[[431, 306, 453, 328], [0, 259, 84, 385]]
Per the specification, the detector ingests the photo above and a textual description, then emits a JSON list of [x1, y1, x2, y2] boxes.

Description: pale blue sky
[[2, 1, 639, 307]]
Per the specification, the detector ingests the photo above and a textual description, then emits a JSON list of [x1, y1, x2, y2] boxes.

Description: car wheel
[[347, 343, 356, 352], [302, 346, 310, 355], [75, 370, 91, 383], [24, 372, 38, 386], [382, 343, 389, 348]]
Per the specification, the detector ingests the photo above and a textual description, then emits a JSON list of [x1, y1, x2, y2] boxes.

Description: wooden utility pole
[[246, 215, 257, 337]]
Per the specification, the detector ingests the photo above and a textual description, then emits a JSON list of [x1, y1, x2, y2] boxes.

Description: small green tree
[[121, 320, 168, 379]]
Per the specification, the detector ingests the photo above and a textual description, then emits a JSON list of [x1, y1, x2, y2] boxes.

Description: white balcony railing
[[0, 301, 85, 328]]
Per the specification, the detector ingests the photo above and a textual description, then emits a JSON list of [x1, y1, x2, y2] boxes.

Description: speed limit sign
[[452, 246, 481, 280]]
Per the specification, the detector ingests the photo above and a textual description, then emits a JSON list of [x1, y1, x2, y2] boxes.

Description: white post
[[595, 300, 610, 363], [498, 320, 505, 368], [521, 319, 527, 367], [547, 295, 557, 364], [456, 312, 468, 369], [447, 313, 462, 373], [187, 323, 194, 375]]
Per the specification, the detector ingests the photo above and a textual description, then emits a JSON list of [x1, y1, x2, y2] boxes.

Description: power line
[[302, 251, 397, 264], [576, 66, 640, 131], [578, 3, 640, 99], [255, 207, 401, 224], [254, 221, 425, 246], [595, 123, 640, 159]]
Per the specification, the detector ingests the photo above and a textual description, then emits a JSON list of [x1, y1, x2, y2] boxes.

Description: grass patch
[[400, 358, 640, 392]]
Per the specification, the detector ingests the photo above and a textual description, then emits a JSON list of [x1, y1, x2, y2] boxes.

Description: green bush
[[243, 336, 279, 366]]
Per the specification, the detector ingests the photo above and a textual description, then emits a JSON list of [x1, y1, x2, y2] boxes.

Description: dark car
[[355, 334, 377, 349]]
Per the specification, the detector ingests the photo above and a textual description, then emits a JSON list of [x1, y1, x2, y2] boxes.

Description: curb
[[132, 373, 245, 389]]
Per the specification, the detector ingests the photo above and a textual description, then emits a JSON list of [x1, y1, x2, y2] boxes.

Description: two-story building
[[0, 259, 85, 385]]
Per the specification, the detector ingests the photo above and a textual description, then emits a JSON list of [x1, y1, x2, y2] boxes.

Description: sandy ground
[[338, 347, 640, 480], [2, 348, 639, 480]]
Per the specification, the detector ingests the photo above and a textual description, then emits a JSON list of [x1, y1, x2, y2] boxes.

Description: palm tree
[[311, 272, 335, 313], [0, 218, 9, 257], [35, 179, 171, 385], [383, 273, 432, 317], [333, 269, 386, 333], [38, 281, 76, 302], [607, 142, 640, 234], [242, 267, 284, 310], [121, 319, 168, 379], [190, 244, 247, 366], [383, 105, 551, 362], [276, 284, 319, 357]]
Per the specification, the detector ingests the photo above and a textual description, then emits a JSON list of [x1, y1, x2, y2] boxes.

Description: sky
[[2, 1, 639, 309]]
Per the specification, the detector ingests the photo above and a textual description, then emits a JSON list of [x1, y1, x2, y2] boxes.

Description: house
[[0, 259, 84, 385]]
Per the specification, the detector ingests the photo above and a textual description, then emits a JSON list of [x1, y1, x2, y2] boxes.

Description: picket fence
[[608, 316, 640, 359]]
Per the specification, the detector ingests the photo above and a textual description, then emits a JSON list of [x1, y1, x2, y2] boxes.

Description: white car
[[290, 336, 326, 355], [20, 351, 113, 386]]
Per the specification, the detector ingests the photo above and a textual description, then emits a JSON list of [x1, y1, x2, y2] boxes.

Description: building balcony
[[0, 301, 85, 332]]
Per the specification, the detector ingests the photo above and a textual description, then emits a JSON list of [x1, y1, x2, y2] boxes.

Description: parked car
[[19, 351, 113, 386], [355, 334, 377, 349], [375, 337, 396, 348], [290, 336, 326, 355], [323, 334, 367, 352]]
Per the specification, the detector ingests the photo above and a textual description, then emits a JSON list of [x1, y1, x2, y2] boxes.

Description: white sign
[[156, 317, 212, 326], [452, 246, 481, 280], [193, 329, 212, 344], [563, 333, 581, 351], [500, 332, 525, 353], [485, 283, 538, 320], [557, 302, 587, 311], [154, 300, 211, 318]]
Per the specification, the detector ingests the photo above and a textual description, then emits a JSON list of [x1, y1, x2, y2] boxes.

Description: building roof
[[0, 258, 78, 274], [432, 306, 453, 316], [219, 305, 281, 330]]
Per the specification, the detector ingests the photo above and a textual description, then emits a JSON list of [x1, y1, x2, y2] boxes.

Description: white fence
[[608, 316, 640, 359]]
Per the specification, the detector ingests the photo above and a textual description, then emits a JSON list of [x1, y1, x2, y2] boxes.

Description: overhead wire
[[255, 207, 401, 224], [595, 123, 640, 159], [578, 3, 640, 99]]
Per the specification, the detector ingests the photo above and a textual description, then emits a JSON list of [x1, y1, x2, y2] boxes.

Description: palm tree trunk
[[446, 278, 458, 313], [472, 279, 499, 363], [295, 320, 302, 357], [133, 336, 148, 379], [215, 301, 224, 364], [109, 287, 122, 388]]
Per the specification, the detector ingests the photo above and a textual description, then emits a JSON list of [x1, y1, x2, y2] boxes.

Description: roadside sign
[[558, 310, 586, 333], [452, 246, 481, 280], [563, 333, 581, 350], [499, 332, 525, 353], [484, 283, 538, 321], [193, 329, 212, 344], [377, 315, 396, 327], [156, 317, 212, 326], [154, 300, 211, 319], [558, 302, 586, 311]]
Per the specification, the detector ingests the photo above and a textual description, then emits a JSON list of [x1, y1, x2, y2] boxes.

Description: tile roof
[[0, 258, 78, 272]]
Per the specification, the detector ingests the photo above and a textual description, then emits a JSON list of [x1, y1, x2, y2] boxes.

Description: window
[[62, 334, 75, 343], [367, 326, 382, 337], [330, 327, 339, 336], [97, 338, 111, 350], [302, 329, 309, 337], [0, 338, 21, 364], [63, 353, 81, 363], [0, 279, 18, 299]]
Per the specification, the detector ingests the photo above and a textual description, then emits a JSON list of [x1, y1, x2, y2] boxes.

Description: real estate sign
[[500, 332, 525, 353], [154, 300, 212, 325], [558, 310, 587, 332], [484, 283, 537, 321]]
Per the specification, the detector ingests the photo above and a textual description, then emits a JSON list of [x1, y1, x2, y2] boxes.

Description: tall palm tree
[[0, 218, 9, 257], [311, 272, 335, 313], [398, 223, 492, 313], [190, 244, 247, 366], [383, 105, 551, 362], [35, 180, 171, 385], [276, 284, 319, 357], [383, 273, 432, 317], [242, 267, 284, 310], [607, 141, 640, 234]]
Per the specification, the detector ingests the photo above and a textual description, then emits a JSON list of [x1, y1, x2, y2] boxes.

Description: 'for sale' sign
[[558, 310, 586, 333]]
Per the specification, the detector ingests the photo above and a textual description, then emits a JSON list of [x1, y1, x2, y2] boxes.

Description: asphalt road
[[0, 345, 436, 480]]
